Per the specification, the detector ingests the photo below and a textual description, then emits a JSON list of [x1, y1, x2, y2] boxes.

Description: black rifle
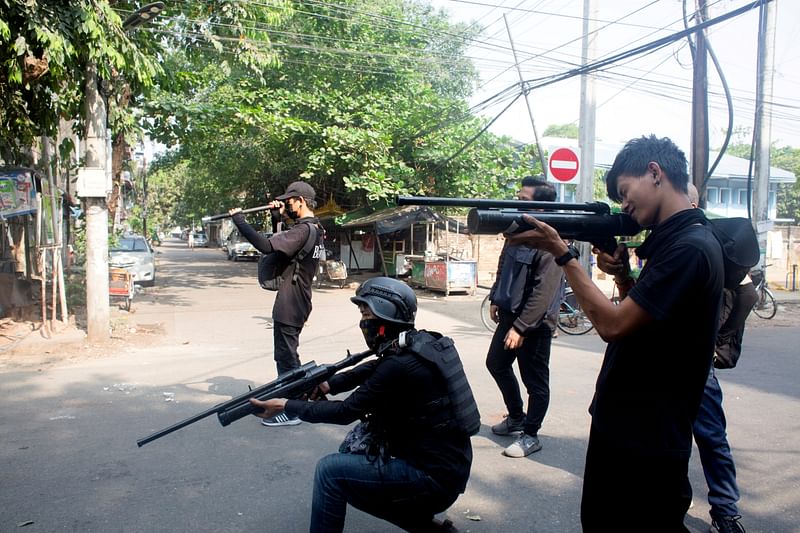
[[137, 349, 374, 447], [396, 196, 642, 254]]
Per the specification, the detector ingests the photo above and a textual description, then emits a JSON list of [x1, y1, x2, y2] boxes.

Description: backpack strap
[[291, 222, 319, 285]]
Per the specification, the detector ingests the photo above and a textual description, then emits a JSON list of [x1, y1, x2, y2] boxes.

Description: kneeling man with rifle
[[250, 277, 480, 532]]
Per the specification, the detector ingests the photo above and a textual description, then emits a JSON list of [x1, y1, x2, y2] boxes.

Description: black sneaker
[[491, 414, 525, 436], [710, 515, 746, 533]]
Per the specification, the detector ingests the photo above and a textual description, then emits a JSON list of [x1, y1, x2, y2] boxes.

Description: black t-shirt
[[590, 214, 724, 459], [232, 214, 322, 327], [285, 351, 473, 496], [269, 217, 323, 327]]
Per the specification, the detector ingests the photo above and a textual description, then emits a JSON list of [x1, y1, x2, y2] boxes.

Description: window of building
[[720, 188, 731, 205], [707, 187, 719, 204], [737, 189, 749, 205]]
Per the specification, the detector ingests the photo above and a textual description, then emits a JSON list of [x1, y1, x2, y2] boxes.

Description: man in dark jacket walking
[[485, 176, 563, 458]]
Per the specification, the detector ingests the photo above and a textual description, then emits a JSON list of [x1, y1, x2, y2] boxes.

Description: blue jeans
[[311, 452, 455, 532], [692, 367, 740, 518]]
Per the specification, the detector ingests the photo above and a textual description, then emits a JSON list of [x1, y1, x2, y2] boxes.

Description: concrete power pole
[[691, 1, 710, 208], [753, 0, 777, 269], [578, 0, 597, 272], [82, 62, 110, 342]]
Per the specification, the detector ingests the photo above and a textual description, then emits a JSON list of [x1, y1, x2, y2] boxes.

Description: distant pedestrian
[[187, 231, 194, 250]]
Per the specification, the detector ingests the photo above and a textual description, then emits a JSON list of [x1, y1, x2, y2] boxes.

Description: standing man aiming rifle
[[228, 180, 323, 427], [509, 136, 725, 530]]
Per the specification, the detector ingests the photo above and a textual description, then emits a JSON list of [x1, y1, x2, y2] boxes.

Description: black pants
[[581, 425, 692, 532], [485, 311, 551, 436], [273, 321, 302, 375]]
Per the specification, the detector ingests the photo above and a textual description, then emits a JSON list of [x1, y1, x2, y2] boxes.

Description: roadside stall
[[340, 205, 476, 295]]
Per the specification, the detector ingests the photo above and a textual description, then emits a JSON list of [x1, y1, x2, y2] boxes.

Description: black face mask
[[359, 319, 387, 350], [285, 203, 300, 220]]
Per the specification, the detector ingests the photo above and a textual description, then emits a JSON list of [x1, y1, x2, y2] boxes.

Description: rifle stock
[[397, 196, 642, 254], [137, 349, 374, 447]]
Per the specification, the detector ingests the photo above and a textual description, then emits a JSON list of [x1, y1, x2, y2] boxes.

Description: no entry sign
[[548, 147, 581, 184]]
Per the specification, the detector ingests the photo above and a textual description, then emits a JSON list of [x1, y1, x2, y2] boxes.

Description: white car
[[110, 235, 156, 286], [227, 230, 258, 261]]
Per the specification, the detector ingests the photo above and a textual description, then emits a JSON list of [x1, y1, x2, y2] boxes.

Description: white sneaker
[[261, 413, 301, 427], [502, 433, 542, 458]]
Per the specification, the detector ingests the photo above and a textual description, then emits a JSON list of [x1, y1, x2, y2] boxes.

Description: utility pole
[[578, 0, 597, 273], [691, 0, 710, 207], [77, 2, 165, 342], [81, 62, 110, 342], [753, 0, 777, 269], [503, 14, 547, 177]]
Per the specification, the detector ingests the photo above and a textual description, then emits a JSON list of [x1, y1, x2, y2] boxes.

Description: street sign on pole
[[547, 147, 581, 184]]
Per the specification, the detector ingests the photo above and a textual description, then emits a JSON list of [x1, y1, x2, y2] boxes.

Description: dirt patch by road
[[0, 311, 167, 369]]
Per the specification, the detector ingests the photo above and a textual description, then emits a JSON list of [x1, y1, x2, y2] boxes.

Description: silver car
[[110, 235, 156, 286], [227, 230, 259, 261]]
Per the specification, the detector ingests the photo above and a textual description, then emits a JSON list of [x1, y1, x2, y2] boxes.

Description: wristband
[[555, 244, 580, 266]]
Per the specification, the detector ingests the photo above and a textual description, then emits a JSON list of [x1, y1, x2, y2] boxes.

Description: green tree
[[543, 123, 579, 139], [143, 0, 540, 221], [0, 0, 161, 163]]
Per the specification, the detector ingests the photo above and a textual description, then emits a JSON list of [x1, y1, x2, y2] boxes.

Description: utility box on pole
[[76, 167, 111, 198]]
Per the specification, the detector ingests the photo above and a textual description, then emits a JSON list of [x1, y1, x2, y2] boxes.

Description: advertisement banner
[[0, 168, 37, 219]]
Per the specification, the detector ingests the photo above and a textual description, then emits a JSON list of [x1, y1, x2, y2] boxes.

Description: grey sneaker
[[261, 413, 301, 427], [710, 515, 745, 533], [491, 414, 525, 436], [502, 433, 542, 457]]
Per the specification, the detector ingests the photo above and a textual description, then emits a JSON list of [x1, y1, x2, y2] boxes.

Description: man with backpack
[[249, 277, 477, 532], [686, 183, 757, 533], [485, 176, 563, 458], [228, 180, 323, 427]]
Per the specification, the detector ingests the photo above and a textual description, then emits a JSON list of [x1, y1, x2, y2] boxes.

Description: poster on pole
[[547, 147, 581, 185], [0, 168, 37, 218]]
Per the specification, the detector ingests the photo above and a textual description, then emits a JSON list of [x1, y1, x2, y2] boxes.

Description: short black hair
[[520, 175, 556, 201], [521, 175, 546, 188], [605, 135, 689, 202]]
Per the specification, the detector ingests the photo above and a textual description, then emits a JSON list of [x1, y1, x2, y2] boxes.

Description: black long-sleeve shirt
[[284, 352, 473, 495]]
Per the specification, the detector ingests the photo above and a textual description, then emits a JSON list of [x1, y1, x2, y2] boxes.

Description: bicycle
[[480, 286, 594, 335], [750, 267, 777, 320]]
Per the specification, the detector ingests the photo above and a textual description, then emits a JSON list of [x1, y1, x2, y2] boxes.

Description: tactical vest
[[398, 330, 481, 437]]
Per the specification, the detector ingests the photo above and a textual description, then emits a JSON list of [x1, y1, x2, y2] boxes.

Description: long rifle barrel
[[201, 204, 276, 223], [136, 349, 374, 447], [397, 196, 611, 214], [467, 209, 641, 238]]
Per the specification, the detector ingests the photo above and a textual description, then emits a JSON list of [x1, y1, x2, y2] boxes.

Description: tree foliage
[[142, 0, 541, 225], [0, 0, 161, 162], [543, 123, 579, 139]]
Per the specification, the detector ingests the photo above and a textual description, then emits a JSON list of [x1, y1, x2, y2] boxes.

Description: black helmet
[[351, 277, 417, 326]]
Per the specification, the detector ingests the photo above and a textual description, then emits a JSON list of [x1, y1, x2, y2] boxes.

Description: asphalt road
[[0, 239, 798, 532]]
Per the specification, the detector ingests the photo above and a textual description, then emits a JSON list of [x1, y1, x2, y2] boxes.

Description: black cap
[[276, 181, 316, 202]]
